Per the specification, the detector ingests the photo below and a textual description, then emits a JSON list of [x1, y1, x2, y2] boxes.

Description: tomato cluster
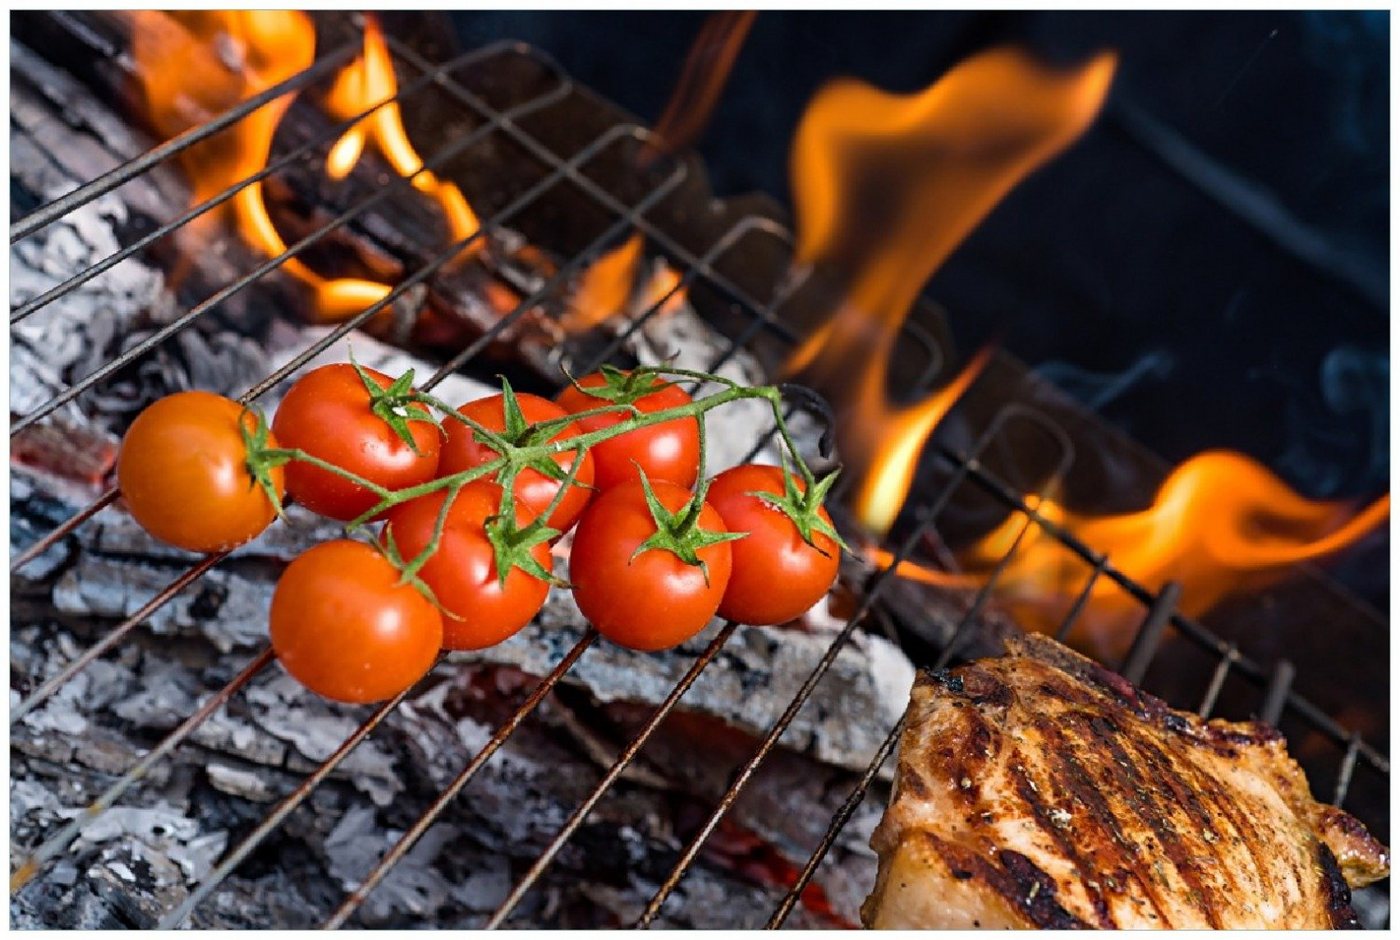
[[116, 359, 844, 705]]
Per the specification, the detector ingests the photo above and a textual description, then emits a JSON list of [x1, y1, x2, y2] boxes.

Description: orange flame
[[784, 47, 1117, 533], [322, 17, 480, 251], [130, 13, 481, 320], [130, 11, 391, 319], [641, 10, 757, 165], [855, 345, 993, 535], [562, 233, 687, 332], [869, 452, 1389, 659]]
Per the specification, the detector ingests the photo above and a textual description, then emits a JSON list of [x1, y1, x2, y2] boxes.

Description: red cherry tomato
[[437, 391, 595, 533], [269, 540, 442, 703], [704, 464, 840, 626], [381, 482, 551, 651], [272, 363, 441, 522], [568, 480, 733, 651], [117, 390, 285, 553], [554, 371, 700, 491]]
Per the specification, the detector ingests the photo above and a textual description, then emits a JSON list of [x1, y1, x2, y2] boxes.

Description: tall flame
[[785, 48, 1117, 534], [871, 452, 1389, 658]]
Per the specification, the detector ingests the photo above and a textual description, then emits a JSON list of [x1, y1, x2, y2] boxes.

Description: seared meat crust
[[863, 634, 1388, 929]]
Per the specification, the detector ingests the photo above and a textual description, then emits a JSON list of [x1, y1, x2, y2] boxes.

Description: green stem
[[409, 390, 512, 452], [398, 481, 461, 585], [267, 370, 836, 579], [263, 448, 394, 498], [679, 410, 709, 530]]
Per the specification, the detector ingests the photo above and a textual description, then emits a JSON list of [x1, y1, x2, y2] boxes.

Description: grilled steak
[[862, 634, 1389, 929]]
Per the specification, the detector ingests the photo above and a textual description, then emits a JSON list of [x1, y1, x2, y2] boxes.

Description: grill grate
[[10, 17, 1389, 929]]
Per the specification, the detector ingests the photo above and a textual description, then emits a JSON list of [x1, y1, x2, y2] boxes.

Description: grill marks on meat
[[862, 634, 1389, 929]]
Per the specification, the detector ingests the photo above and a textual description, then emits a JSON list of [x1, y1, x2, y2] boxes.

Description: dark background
[[451, 11, 1389, 592]]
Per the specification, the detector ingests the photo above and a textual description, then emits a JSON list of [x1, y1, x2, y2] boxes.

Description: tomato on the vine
[[438, 391, 595, 533], [272, 363, 441, 522], [568, 479, 733, 651], [117, 390, 285, 553], [704, 464, 841, 626], [269, 539, 442, 703], [555, 371, 700, 492], [381, 482, 552, 651]]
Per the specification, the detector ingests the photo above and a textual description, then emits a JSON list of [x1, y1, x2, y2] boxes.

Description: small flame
[[130, 11, 391, 319], [641, 11, 757, 165], [870, 452, 1389, 658], [562, 233, 687, 332], [563, 234, 644, 332], [855, 345, 994, 535], [322, 18, 480, 251], [783, 47, 1117, 534]]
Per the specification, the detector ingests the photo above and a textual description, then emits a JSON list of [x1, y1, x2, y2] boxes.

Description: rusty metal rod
[[484, 620, 742, 928], [10, 648, 275, 892], [322, 632, 598, 929]]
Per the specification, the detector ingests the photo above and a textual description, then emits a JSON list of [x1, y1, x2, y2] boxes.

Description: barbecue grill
[[10, 11, 1389, 929]]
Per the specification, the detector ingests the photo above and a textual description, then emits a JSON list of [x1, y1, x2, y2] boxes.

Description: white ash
[[13, 262, 888, 928], [466, 583, 916, 774], [263, 321, 497, 410]]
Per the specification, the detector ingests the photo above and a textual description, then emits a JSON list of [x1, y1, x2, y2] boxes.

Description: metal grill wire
[[8, 25, 1389, 929]]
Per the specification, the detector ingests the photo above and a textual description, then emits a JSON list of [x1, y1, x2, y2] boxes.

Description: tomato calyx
[[239, 407, 293, 518], [347, 351, 441, 456], [562, 363, 672, 408], [483, 512, 564, 588], [750, 462, 850, 557], [631, 468, 745, 584], [477, 378, 597, 495]]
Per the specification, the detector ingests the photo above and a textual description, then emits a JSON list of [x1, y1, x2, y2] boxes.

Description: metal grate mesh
[[10, 19, 1389, 929]]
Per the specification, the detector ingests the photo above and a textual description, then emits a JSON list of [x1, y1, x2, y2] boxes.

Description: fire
[[563, 233, 686, 332], [130, 12, 479, 321], [854, 345, 993, 535], [641, 11, 757, 165], [784, 47, 1117, 533], [870, 453, 1389, 659], [130, 11, 390, 318], [322, 18, 480, 251]]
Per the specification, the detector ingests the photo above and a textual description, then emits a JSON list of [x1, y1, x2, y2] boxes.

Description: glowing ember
[[869, 453, 1389, 658], [784, 47, 1117, 533]]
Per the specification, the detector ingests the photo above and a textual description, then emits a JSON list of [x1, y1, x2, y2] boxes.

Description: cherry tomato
[[568, 479, 732, 651], [272, 363, 441, 522], [437, 391, 595, 533], [381, 482, 551, 650], [117, 390, 284, 553], [704, 464, 840, 626], [555, 371, 700, 491], [269, 539, 442, 703]]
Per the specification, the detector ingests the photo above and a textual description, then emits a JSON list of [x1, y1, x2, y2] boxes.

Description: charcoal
[[468, 590, 914, 774]]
